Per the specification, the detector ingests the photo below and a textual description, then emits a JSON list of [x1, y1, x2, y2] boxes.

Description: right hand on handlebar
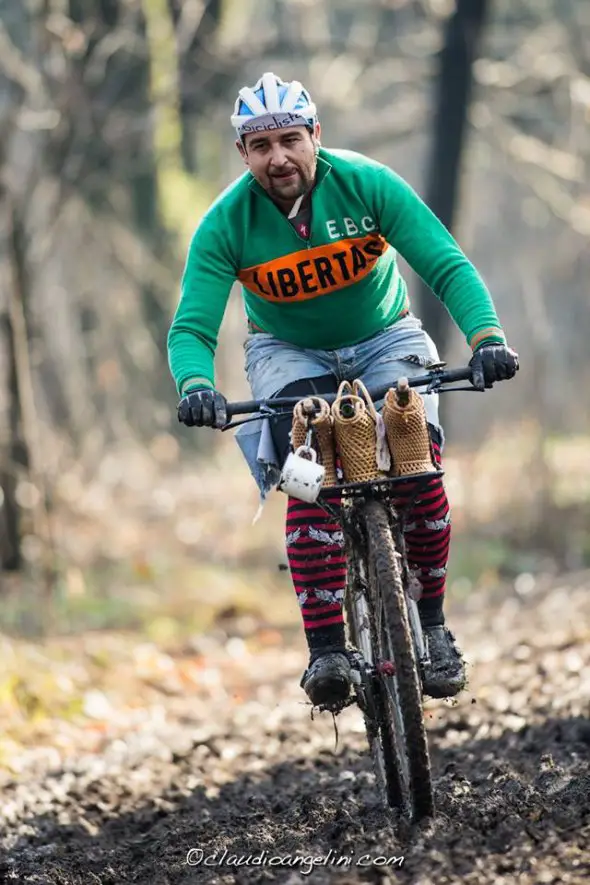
[[177, 387, 228, 428]]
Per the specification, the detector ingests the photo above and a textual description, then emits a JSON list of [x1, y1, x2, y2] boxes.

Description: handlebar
[[225, 365, 475, 421]]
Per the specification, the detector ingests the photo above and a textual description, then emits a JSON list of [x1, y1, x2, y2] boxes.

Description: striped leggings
[[286, 438, 450, 653]]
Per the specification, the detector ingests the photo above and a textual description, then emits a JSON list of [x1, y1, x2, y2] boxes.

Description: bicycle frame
[[335, 475, 440, 685]]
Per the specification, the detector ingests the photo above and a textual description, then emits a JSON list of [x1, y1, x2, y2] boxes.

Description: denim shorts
[[235, 314, 443, 498]]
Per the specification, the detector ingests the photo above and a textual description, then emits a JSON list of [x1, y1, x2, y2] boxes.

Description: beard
[[266, 161, 315, 204]]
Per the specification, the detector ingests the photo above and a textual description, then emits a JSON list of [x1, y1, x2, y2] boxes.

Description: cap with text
[[231, 72, 318, 140]]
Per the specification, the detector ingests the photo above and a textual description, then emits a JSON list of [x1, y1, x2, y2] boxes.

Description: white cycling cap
[[231, 72, 318, 139]]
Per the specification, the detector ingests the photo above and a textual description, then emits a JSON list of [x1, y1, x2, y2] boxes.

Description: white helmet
[[231, 72, 318, 140]]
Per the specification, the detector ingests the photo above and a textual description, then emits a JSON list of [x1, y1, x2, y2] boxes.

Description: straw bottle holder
[[291, 397, 338, 487], [331, 380, 389, 483], [382, 380, 436, 476]]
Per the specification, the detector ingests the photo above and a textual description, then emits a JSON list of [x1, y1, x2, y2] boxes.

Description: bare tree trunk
[[417, 0, 490, 359], [0, 1, 28, 572], [167, 0, 224, 173], [5, 196, 56, 596], [0, 313, 24, 572]]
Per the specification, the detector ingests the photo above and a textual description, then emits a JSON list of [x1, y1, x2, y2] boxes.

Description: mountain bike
[[223, 366, 475, 822]]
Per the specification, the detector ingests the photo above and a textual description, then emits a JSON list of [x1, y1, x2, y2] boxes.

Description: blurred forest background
[[0, 0, 589, 651]]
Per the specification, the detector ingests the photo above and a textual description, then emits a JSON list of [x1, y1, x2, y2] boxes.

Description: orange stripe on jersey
[[238, 234, 387, 303]]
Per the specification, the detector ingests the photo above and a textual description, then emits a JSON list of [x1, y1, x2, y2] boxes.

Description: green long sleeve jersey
[[168, 147, 506, 395]]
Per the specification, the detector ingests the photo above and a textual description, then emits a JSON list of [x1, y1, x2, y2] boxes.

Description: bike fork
[[407, 596, 430, 675]]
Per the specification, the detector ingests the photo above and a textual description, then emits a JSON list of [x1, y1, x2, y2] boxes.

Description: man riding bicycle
[[168, 72, 518, 707]]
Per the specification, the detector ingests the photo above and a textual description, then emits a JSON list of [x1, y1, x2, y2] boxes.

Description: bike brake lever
[[221, 404, 278, 432], [436, 384, 481, 393], [221, 415, 265, 431]]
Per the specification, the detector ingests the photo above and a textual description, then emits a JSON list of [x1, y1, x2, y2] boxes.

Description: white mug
[[278, 446, 325, 503]]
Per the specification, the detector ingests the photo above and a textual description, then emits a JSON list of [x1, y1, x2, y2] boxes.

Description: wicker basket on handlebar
[[291, 397, 338, 487], [331, 380, 390, 483], [382, 379, 436, 476]]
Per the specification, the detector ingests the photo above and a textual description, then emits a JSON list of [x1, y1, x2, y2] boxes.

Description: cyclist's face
[[238, 124, 321, 207]]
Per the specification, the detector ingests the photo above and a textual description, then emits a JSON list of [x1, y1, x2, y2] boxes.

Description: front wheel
[[344, 553, 404, 810], [360, 499, 434, 821]]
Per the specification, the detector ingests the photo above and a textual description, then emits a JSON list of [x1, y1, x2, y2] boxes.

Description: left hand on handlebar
[[469, 344, 519, 392]]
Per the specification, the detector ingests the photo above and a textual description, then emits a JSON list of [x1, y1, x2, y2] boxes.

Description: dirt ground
[[1, 570, 589, 885]]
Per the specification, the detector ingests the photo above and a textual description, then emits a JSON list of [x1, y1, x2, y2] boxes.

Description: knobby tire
[[351, 498, 434, 821], [344, 547, 405, 809]]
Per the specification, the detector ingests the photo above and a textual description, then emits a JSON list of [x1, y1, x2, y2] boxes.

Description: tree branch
[[471, 102, 585, 183]]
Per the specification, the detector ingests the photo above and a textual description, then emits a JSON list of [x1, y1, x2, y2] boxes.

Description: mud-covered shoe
[[422, 625, 466, 698], [300, 649, 352, 707]]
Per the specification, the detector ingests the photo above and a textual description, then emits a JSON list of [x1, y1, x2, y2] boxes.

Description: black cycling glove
[[469, 344, 519, 392], [177, 387, 228, 428]]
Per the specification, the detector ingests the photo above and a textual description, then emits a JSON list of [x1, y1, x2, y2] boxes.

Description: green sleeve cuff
[[179, 376, 214, 395], [469, 327, 507, 351]]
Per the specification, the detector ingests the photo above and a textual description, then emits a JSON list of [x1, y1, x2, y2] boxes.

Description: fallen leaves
[[0, 616, 307, 784]]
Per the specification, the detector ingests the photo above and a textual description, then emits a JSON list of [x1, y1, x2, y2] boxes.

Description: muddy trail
[[1, 571, 590, 885]]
